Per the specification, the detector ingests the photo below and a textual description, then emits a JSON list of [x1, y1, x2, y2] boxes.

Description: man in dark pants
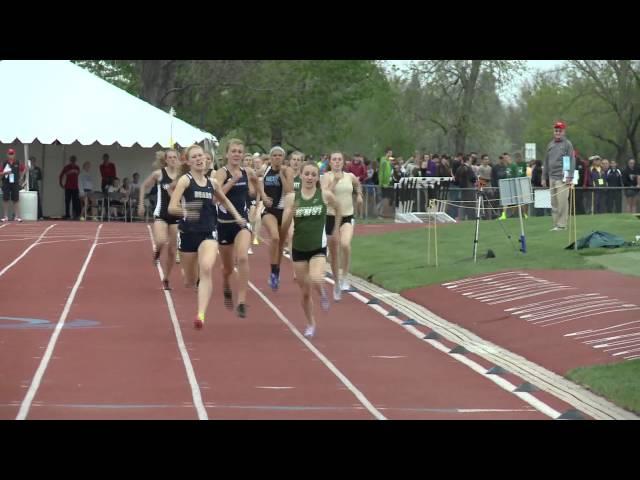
[[28, 156, 44, 219], [605, 160, 623, 213], [2, 148, 26, 222], [59, 155, 81, 220]]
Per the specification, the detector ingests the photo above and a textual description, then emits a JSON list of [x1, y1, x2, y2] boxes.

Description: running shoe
[[176, 251, 181, 264], [1, 217, 8, 222], [333, 282, 342, 302], [269, 272, 279, 291], [253, 237, 259, 245], [162, 279, 171, 291], [15, 217, 23, 223], [340, 279, 351, 291], [194, 316, 204, 330], [153, 249, 160, 265], [236, 303, 247, 318], [498, 212, 507, 221], [303, 325, 316, 339], [223, 287, 233, 309], [248, 247, 254, 255]]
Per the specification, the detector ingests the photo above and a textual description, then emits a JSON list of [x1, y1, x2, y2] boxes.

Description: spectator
[[622, 158, 640, 213], [318, 154, 330, 175], [575, 155, 591, 215], [378, 147, 393, 216], [605, 160, 623, 213], [542, 121, 575, 231], [455, 155, 477, 221], [492, 154, 512, 220], [477, 154, 493, 189], [99, 153, 117, 193], [107, 177, 125, 219], [2, 148, 26, 222], [28, 155, 44, 220], [589, 156, 606, 214], [348, 153, 367, 184], [78, 161, 95, 220], [59, 155, 81, 220], [129, 172, 141, 215], [601, 159, 611, 213], [531, 159, 548, 217]]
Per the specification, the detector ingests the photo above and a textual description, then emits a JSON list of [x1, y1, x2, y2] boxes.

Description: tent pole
[[23, 144, 30, 192]]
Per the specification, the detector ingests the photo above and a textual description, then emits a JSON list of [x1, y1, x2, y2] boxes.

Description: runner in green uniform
[[281, 161, 341, 339]]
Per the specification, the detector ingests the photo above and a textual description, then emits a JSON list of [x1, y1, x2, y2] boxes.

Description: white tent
[[0, 60, 217, 218], [0, 60, 215, 147]]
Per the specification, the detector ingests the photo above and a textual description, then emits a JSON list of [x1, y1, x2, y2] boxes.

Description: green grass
[[567, 360, 640, 415], [352, 213, 640, 292]]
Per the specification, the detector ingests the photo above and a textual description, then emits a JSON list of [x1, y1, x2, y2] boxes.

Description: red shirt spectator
[[347, 154, 367, 184], [59, 157, 80, 189], [100, 153, 117, 190]]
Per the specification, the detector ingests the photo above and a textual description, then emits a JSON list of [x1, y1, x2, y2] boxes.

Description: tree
[[410, 60, 526, 153], [567, 60, 640, 160]]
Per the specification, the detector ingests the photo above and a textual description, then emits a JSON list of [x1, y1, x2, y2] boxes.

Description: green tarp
[[566, 230, 627, 250]]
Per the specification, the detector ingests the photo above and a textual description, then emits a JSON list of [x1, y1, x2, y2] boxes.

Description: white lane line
[[612, 347, 640, 356], [371, 355, 407, 359], [443, 271, 526, 287], [576, 325, 640, 340], [146, 225, 208, 420], [485, 287, 575, 305], [256, 386, 295, 390], [505, 294, 599, 312], [540, 308, 640, 327], [585, 332, 640, 345], [0, 223, 9, 229], [512, 296, 609, 316], [326, 278, 561, 419], [16, 224, 101, 420], [0, 224, 56, 278], [565, 320, 640, 337], [248, 280, 386, 420], [524, 300, 626, 321]]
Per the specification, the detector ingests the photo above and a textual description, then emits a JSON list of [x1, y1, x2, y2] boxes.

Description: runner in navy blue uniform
[[215, 140, 260, 318], [257, 146, 294, 290], [169, 145, 246, 330], [138, 149, 181, 290]]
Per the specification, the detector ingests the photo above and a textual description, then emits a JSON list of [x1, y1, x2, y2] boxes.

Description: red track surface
[[0, 221, 592, 420], [404, 270, 640, 374]]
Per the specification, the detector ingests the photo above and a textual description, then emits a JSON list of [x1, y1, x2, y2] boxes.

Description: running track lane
[[168, 243, 376, 420], [13, 223, 199, 419], [244, 240, 552, 420], [0, 223, 94, 419]]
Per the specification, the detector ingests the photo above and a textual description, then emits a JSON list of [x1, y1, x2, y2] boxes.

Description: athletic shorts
[[325, 215, 354, 236], [262, 207, 283, 226], [217, 221, 251, 246], [292, 247, 327, 262], [2, 183, 20, 202], [179, 230, 217, 253], [155, 214, 179, 226]]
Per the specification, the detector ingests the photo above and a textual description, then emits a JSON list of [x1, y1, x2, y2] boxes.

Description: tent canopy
[[0, 60, 216, 148]]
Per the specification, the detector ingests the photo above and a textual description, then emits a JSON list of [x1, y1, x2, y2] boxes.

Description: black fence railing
[[355, 182, 640, 220]]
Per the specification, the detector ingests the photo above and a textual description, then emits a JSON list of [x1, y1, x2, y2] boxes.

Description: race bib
[[562, 156, 571, 171], [9, 173, 15, 184], [598, 178, 604, 186]]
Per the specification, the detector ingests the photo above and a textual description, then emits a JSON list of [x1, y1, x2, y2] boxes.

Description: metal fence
[[355, 182, 640, 221]]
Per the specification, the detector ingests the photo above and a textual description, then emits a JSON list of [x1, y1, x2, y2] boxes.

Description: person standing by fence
[[542, 121, 574, 231]]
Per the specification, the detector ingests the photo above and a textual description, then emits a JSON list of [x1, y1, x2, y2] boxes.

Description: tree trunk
[[270, 125, 283, 147], [454, 60, 482, 154], [137, 60, 179, 110]]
